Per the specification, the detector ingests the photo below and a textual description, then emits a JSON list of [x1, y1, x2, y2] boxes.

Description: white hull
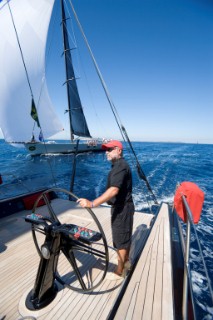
[[25, 141, 103, 155]]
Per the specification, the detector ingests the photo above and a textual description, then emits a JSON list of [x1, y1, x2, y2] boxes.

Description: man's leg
[[115, 248, 129, 275]]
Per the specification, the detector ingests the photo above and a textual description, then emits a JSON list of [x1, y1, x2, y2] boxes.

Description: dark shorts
[[111, 202, 134, 250]]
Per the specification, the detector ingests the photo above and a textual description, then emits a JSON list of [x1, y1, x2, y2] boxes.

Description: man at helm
[[77, 140, 134, 279]]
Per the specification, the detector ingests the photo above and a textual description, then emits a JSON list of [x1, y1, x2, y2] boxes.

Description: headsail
[[0, 0, 63, 143], [61, 0, 91, 138]]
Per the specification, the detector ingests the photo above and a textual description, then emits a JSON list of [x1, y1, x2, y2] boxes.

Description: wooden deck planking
[[1, 206, 150, 318], [0, 198, 154, 319], [40, 215, 147, 319], [152, 216, 164, 320], [162, 210, 174, 320], [41, 209, 153, 320], [114, 203, 174, 320]]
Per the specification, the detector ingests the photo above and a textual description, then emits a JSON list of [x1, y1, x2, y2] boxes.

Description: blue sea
[[0, 139, 212, 319]]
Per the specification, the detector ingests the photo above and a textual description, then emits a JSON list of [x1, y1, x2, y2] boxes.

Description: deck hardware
[[41, 244, 50, 259]]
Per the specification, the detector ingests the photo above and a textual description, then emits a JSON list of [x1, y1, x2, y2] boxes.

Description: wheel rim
[[31, 187, 109, 292]]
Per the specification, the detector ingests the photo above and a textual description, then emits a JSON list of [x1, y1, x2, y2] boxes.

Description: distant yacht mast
[[60, 0, 91, 142]]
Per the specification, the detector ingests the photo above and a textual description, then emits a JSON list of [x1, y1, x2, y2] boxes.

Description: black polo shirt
[[106, 158, 133, 206]]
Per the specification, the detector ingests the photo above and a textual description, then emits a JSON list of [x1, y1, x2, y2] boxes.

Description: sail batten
[[0, 0, 63, 143], [61, 0, 91, 139]]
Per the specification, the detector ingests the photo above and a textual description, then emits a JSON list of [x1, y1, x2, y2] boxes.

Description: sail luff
[[60, 0, 91, 139], [61, 0, 74, 141], [0, 0, 64, 143]]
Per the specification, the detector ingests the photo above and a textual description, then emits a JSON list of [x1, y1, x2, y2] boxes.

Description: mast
[[60, 0, 74, 142], [60, 0, 91, 141]]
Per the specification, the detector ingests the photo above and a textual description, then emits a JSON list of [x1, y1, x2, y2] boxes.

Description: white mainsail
[[0, 0, 63, 143]]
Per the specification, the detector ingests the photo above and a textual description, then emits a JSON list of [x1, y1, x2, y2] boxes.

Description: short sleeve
[[110, 166, 126, 189]]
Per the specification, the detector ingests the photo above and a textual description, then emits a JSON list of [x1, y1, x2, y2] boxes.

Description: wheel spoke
[[30, 187, 109, 292]]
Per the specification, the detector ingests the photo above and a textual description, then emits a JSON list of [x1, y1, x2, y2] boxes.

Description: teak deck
[[0, 199, 173, 319], [114, 203, 174, 319]]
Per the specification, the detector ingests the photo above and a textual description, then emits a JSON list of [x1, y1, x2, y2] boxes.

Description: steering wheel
[[31, 187, 109, 292]]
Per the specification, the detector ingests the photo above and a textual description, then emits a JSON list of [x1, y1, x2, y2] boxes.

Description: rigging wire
[[190, 219, 213, 303], [64, 2, 112, 140], [7, 3, 33, 99], [69, 0, 158, 205], [175, 187, 213, 307], [61, 0, 92, 140], [7, 1, 57, 187]]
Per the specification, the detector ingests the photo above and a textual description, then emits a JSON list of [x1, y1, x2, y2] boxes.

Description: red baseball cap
[[102, 140, 123, 150]]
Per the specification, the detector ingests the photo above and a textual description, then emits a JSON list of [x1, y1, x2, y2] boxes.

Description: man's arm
[[77, 186, 119, 208]]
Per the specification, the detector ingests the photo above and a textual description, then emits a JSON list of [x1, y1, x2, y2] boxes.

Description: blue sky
[[49, 0, 213, 144], [1, 0, 213, 143]]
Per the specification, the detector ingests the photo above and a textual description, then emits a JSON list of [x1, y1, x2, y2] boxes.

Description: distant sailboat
[[0, 0, 104, 155]]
